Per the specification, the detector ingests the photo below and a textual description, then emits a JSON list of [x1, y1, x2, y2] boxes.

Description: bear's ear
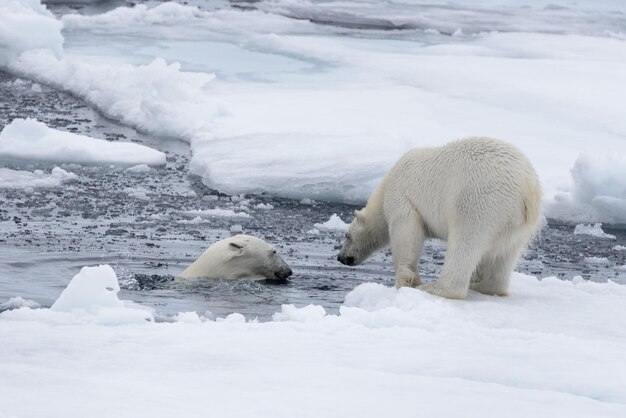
[[354, 209, 366, 222], [229, 242, 244, 250]]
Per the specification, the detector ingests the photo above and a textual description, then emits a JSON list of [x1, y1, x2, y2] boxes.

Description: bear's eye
[[271, 249, 277, 255]]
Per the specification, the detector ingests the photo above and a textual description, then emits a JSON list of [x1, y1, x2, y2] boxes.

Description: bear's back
[[385, 137, 539, 238]]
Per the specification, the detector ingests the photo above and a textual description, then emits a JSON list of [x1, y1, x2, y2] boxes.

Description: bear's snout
[[337, 255, 355, 266], [274, 268, 293, 280]]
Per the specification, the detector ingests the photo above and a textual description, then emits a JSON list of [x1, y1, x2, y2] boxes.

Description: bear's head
[[337, 209, 380, 266], [226, 235, 293, 280]]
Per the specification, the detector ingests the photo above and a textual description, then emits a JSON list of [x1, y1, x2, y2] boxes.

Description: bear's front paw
[[395, 275, 421, 289], [418, 282, 466, 299]]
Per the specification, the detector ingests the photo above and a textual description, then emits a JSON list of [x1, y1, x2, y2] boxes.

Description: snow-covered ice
[[2, 0, 626, 221], [1, 265, 626, 417], [573, 223, 616, 240], [0, 118, 166, 166]]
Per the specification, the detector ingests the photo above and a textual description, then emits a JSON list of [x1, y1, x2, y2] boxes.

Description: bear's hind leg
[[389, 211, 425, 288], [470, 245, 523, 296], [420, 226, 491, 299]]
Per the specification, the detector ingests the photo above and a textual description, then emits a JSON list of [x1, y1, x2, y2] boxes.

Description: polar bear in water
[[180, 235, 292, 280], [337, 137, 541, 299]]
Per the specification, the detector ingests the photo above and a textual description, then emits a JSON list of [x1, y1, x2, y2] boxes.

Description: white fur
[[180, 235, 292, 280], [338, 137, 542, 299]]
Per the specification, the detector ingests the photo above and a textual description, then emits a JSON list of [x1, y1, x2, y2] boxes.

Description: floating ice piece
[[614, 245, 626, 251], [0, 118, 166, 166], [182, 208, 251, 219], [124, 187, 150, 200], [254, 203, 274, 210], [314, 213, 349, 232], [583, 256, 610, 265], [0, 166, 77, 189], [126, 164, 152, 174], [51, 265, 154, 323], [547, 153, 626, 223], [177, 216, 205, 224], [573, 223, 616, 240]]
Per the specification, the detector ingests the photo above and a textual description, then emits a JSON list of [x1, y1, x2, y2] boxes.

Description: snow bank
[[0, 166, 77, 189], [0, 118, 166, 166], [0, 0, 63, 66], [573, 223, 616, 240], [1, 270, 625, 417], [313, 213, 350, 232]]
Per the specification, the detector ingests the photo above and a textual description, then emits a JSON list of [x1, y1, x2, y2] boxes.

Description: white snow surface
[[0, 118, 166, 166], [1, 265, 626, 417], [0, 166, 77, 189], [3, 1, 626, 222], [573, 223, 616, 240]]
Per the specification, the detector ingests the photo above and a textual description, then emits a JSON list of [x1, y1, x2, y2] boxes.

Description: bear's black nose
[[337, 255, 355, 266], [274, 268, 293, 280]]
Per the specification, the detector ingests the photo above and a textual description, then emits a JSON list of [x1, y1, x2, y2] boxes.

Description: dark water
[[1, 70, 625, 321]]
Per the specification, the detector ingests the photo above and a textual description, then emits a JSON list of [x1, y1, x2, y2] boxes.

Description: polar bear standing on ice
[[337, 137, 541, 299], [180, 235, 292, 280]]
